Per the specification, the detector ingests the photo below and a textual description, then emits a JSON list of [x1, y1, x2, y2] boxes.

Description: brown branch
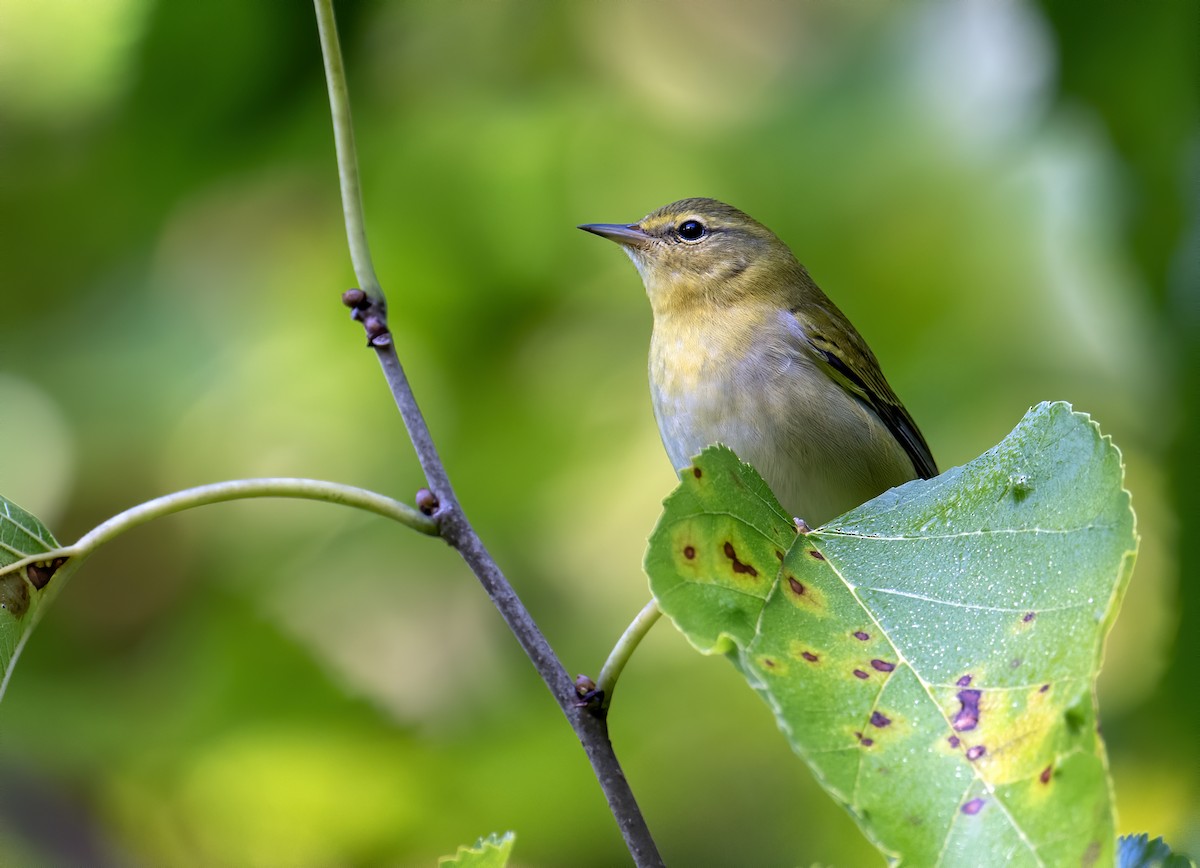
[[315, 3, 662, 864]]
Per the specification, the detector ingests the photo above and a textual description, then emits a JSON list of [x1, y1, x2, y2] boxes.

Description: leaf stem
[[0, 480, 435, 707], [67, 478, 436, 559], [597, 599, 662, 712]]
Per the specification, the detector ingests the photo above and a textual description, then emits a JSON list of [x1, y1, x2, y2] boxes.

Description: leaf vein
[[858, 586, 1090, 614]]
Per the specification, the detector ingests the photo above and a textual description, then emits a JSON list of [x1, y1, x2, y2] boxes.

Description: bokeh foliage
[[0, 0, 1195, 864]]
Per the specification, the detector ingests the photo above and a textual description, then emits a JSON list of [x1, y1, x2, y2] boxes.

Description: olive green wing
[[793, 304, 939, 480]]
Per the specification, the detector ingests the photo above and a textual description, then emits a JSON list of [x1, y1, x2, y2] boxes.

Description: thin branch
[[0, 479, 433, 707], [312, 2, 663, 864], [72, 478, 436, 555], [597, 599, 662, 712], [0, 478, 436, 580], [313, 0, 383, 312]]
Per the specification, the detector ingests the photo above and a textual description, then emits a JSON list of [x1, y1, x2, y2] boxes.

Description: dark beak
[[578, 222, 650, 249]]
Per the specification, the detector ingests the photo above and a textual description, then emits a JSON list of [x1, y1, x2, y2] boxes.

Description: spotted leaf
[[0, 496, 75, 703], [645, 402, 1137, 866]]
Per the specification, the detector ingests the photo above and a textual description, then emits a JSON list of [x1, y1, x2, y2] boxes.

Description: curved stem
[[597, 599, 662, 712], [0, 479, 433, 706], [69, 478, 435, 558], [0, 478, 434, 596]]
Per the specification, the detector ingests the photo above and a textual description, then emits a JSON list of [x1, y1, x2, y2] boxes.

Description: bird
[[580, 197, 937, 527]]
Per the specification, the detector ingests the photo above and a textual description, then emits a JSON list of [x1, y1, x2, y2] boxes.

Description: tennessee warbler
[[580, 197, 937, 526]]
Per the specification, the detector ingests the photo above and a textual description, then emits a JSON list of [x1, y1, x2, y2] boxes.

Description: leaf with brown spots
[[0, 495, 74, 702], [645, 403, 1137, 866]]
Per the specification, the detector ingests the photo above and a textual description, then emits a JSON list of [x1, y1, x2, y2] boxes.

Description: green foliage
[[1, 1, 1192, 862], [1118, 834, 1196, 868], [646, 402, 1137, 865], [439, 831, 516, 867]]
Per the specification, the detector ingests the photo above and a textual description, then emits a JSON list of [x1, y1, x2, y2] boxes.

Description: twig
[[0, 479, 436, 705], [0, 478, 435, 588], [313, 0, 382, 315], [312, 2, 663, 864], [71, 478, 437, 554]]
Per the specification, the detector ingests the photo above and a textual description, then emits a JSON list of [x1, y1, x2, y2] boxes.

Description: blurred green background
[[0, 0, 1195, 865]]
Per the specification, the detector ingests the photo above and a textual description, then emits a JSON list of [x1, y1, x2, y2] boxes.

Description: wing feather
[[792, 305, 938, 480]]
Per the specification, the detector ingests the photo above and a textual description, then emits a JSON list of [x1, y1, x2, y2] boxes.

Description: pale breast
[[648, 309, 915, 525]]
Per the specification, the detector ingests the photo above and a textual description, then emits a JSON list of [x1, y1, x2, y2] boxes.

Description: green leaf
[[0, 495, 75, 703], [438, 831, 516, 867], [1118, 833, 1196, 868], [646, 402, 1137, 866]]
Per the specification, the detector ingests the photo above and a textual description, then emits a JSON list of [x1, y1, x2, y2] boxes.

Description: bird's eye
[[676, 219, 707, 242]]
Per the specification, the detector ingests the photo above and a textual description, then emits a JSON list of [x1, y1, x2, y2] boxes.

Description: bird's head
[[580, 198, 801, 316]]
